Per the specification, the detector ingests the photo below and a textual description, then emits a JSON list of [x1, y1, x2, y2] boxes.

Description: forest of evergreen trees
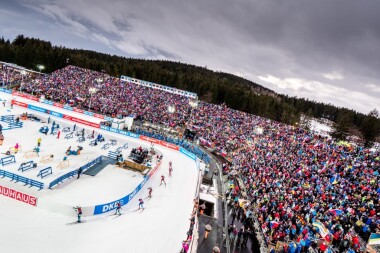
[[0, 35, 379, 146]]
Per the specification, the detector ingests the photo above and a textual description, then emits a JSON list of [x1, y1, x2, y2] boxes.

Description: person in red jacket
[[73, 206, 82, 223]]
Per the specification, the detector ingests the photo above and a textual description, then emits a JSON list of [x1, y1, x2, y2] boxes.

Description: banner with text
[[0, 184, 37, 206]]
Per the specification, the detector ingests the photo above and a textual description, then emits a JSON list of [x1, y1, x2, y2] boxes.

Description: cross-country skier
[[147, 187, 153, 199], [73, 206, 82, 223], [138, 199, 144, 210], [169, 167, 173, 177], [160, 175, 166, 187], [115, 202, 122, 215], [169, 162, 173, 177]]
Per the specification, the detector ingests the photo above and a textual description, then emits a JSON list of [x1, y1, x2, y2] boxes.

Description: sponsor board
[[84, 111, 94, 116], [0, 88, 12, 94], [42, 100, 54, 105], [49, 110, 63, 118], [62, 115, 100, 128], [179, 147, 196, 160], [73, 108, 84, 113], [0, 184, 37, 206], [128, 132, 140, 138], [53, 102, 63, 108], [139, 135, 161, 145], [11, 100, 28, 108], [159, 141, 179, 151], [94, 113, 104, 119], [12, 91, 39, 101], [100, 125, 110, 131], [148, 161, 162, 178], [63, 105, 73, 111], [28, 104, 46, 113]]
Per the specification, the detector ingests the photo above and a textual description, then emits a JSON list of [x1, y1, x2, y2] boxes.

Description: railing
[[48, 156, 102, 189], [0, 169, 44, 190]]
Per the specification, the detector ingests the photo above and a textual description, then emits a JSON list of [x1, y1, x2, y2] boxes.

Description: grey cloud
[[1, 0, 379, 113]]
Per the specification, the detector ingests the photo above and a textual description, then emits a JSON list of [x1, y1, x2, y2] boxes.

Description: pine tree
[[332, 111, 352, 141], [361, 109, 379, 147]]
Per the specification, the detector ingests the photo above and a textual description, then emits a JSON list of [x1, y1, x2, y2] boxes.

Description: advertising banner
[[0, 88, 12, 94], [84, 111, 94, 116], [139, 135, 161, 145], [128, 132, 140, 139], [100, 125, 110, 131], [12, 91, 39, 101], [0, 184, 37, 206], [53, 102, 63, 108], [11, 100, 28, 108], [63, 105, 73, 111], [94, 113, 104, 119], [93, 177, 149, 215], [27, 104, 46, 113], [49, 110, 64, 118], [73, 108, 84, 113], [62, 115, 100, 128], [42, 100, 54, 105], [179, 147, 196, 160], [159, 141, 180, 151]]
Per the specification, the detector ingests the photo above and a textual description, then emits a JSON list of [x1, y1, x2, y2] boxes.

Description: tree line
[[0, 35, 379, 146]]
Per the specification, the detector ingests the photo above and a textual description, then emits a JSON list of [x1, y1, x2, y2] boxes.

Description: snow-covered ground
[[0, 93, 200, 253], [300, 115, 333, 137], [309, 118, 332, 136]]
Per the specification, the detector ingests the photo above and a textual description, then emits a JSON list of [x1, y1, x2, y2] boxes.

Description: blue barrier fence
[[48, 156, 102, 189], [0, 169, 44, 190]]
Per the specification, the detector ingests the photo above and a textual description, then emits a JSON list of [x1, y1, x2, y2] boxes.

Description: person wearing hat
[[204, 224, 212, 239], [212, 244, 220, 253]]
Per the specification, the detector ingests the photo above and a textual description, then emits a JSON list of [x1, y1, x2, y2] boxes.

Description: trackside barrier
[[65, 132, 73, 139], [37, 167, 52, 179], [0, 115, 15, 123], [57, 160, 69, 169], [0, 183, 38, 206], [40, 154, 53, 163], [0, 169, 44, 190], [18, 161, 34, 172], [1, 155, 16, 166], [23, 151, 37, 158], [93, 160, 162, 215], [108, 150, 120, 160], [0, 115, 24, 130], [48, 156, 102, 189]]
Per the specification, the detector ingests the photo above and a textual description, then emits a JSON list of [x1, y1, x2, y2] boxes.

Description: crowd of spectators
[[20, 66, 193, 127], [187, 103, 380, 252], [0, 67, 32, 88], [17, 65, 380, 252]]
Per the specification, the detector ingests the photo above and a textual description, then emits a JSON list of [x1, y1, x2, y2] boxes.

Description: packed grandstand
[[1, 64, 380, 253]]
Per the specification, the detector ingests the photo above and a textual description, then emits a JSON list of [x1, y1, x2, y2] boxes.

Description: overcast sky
[[1, 0, 379, 114]]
